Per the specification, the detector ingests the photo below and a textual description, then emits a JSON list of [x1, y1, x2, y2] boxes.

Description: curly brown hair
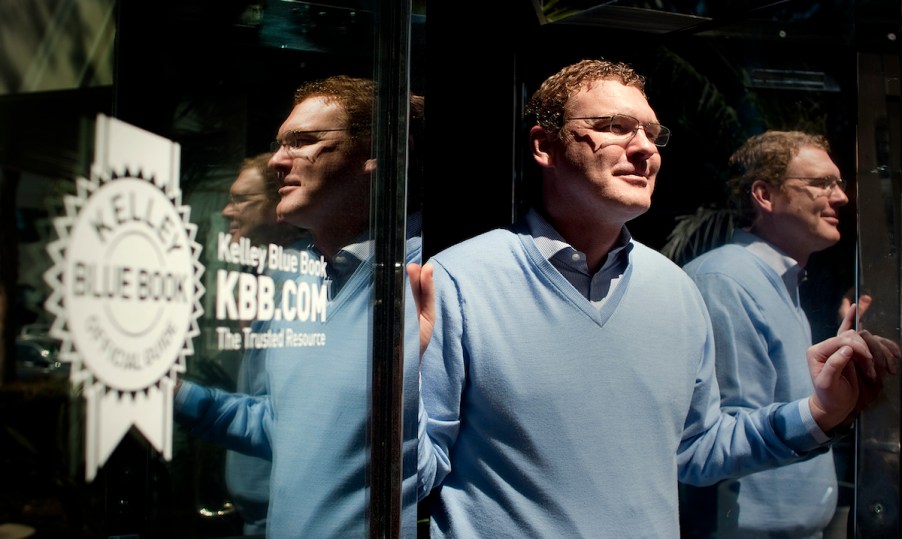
[[292, 75, 426, 213], [524, 59, 646, 140], [293, 75, 375, 153], [727, 130, 831, 218]]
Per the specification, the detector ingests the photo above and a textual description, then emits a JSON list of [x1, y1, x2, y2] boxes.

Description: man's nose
[[830, 185, 849, 206], [269, 147, 292, 173], [627, 127, 658, 155]]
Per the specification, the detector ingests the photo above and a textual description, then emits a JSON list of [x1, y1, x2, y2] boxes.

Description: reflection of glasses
[[270, 128, 349, 156], [563, 114, 671, 147], [784, 176, 847, 194], [228, 192, 267, 206]]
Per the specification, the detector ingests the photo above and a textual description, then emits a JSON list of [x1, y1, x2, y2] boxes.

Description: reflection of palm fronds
[[648, 48, 750, 267], [651, 48, 747, 154], [540, 0, 588, 23], [660, 206, 740, 266]]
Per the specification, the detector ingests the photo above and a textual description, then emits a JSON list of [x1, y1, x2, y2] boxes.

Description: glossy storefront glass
[[1, 0, 421, 537], [2, 1, 901, 538]]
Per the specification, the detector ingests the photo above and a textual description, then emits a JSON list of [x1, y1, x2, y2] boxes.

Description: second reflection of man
[[680, 131, 900, 537], [175, 76, 424, 537], [221, 153, 309, 535]]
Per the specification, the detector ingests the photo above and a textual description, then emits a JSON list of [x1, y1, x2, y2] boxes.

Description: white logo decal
[[44, 114, 204, 480]]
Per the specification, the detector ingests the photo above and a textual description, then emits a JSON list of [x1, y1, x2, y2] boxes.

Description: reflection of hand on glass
[[838, 289, 872, 322]]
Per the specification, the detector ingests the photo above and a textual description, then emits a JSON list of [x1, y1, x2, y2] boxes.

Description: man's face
[[544, 80, 662, 225], [221, 167, 276, 243], [269, 97, 370, 231], [768, 145, 849, 256]]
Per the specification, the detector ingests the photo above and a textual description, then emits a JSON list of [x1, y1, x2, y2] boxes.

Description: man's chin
[[276, 209, 306, 229]]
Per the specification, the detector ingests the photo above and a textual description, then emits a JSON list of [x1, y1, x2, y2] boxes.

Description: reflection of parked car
[[16, 338, 68, 381], [19, 323, 52, 339]]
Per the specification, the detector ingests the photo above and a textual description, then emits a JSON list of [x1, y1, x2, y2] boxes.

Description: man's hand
[[834, 296, 901, 414], [406, 262, 435, 358], [808, 304, 878, 432], [853, 329, 901, 413]]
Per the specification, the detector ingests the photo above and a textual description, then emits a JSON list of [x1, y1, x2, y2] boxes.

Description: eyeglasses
[[563, 114, 671, 147], [270, 128, 349, 156], [783, 176, 847, 194], [228, 192, 268, 206]]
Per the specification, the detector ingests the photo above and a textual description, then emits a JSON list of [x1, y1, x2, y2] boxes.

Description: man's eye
[[281, 134, 317, 148], [589, 120, 614, 132], [609, 118, 635, 136]]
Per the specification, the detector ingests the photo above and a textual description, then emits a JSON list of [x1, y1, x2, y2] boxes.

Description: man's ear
[[363, 158, 377, 174], [530, 126, 556, 169], [750, 179, 776, 213]]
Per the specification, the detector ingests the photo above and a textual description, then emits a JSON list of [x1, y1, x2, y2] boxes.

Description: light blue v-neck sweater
[[419, 226, 828, 538], [681, 236, 837, 537]]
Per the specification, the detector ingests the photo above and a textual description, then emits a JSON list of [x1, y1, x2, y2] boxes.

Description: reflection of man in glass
[[220, 153, 309, 535], [222, 153, 307, 246], [176, 76, 423, 537], [680, 131, 898, 537], [416, 60, 881, 537]]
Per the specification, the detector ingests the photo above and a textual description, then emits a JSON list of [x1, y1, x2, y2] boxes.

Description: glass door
[[0, 0, 422, 536]]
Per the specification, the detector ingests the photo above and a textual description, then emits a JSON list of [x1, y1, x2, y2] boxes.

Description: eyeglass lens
[[786, 177, 846, 192], [230, 193, 266, 205], [609, 115, 670, 146]]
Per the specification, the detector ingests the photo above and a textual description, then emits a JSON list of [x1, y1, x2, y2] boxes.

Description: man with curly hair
[[219, 152, 310, 535], [177, 75, 424, 537], [679, 131, 897, 537], [416, 60, 882, 537]]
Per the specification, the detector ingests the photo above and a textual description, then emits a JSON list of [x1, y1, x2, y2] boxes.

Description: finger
[[857, 294, 873, 319], [838, 298, 853, 321], [406, 263, 423, 314], [838, 302, 857, 334], [815, 345, 854, 389], [861, 331, 901, 375], [419, 263, 435, 325], [410, 263, 436, 358]]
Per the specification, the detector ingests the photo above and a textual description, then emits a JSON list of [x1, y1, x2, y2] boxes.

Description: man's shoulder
[[682, 243, 752, 275], [628, 239, 695, 280], [432, 228, 520, 263]]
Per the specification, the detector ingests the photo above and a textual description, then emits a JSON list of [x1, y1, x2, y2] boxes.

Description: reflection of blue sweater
[[176, 238, 421, 537], [225, 334, 271, 535], [226, 241, 309, 535], [682, 232, 837, 537], [418, 226, 828, 538]]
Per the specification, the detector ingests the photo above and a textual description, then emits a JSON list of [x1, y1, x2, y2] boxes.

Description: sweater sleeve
[[675, 298, 828, 486], [417, 259, 466, 500], [174, 380, 273, 460], [693, 271, 778, 410]]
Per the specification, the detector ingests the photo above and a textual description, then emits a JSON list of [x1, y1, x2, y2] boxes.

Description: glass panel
[[0, 0, 419, 536], [855, 51, 901, 537], [0, 0, 116, 95], [418, 2, 898, 537]]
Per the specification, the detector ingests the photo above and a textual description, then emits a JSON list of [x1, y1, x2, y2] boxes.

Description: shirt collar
[[314, 211, 424, 279], [732, 229, 806, 292], [524, 208, 632, 266]]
